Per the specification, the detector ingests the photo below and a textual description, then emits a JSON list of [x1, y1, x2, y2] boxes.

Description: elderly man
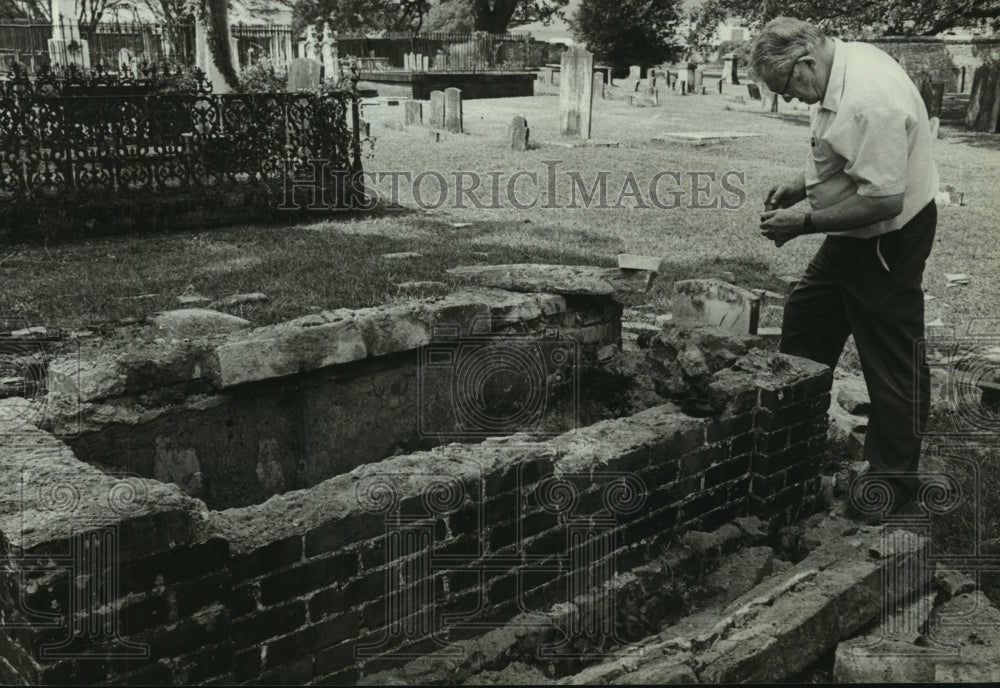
[[753, 17, 939, 517]]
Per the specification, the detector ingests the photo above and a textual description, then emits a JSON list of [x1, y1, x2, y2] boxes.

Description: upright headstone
[[405, 100, 423, 126], [287, 57, 323, 91], [694, 67, 704, 93], [629, 65, 642, 81], [686, 62, 697, 88], [593, 72, 605, 100], [444, 87, 463, 133], [919, 76, 945, 119], [422, 55, 430, 72], [560, 45, 595, 139], [965, 61, 1000, 133], [321, 22, 338, 80], [194, 1, 236, 93], [429, 90, 446, 129], [730, 55, 740, 85], [49, 0, 90, 70], [539, 67, 553, 84], [647, 87, 659, 106], [718, 77, 724, 94], [404, 52, 412, 70], [722, 55, 734, 84], [510, 115, 529, 151]]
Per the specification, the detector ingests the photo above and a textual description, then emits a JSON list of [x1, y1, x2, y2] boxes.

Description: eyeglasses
[[776, 53, 808, 98]]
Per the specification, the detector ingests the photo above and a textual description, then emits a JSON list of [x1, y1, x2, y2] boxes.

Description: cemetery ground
[[3, 82, 1000, 614]]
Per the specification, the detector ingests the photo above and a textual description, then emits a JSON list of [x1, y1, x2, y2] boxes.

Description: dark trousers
[[781, 201, 937, 503]]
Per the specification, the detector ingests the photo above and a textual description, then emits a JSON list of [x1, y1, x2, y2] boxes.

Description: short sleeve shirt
[[806, 40, 939, 238]]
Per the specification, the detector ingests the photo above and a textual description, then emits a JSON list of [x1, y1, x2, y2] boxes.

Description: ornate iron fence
[[0, 66, 359, 210]]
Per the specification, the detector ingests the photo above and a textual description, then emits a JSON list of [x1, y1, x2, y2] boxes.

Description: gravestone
[[539, 67, 553, 84], [629, 65, 642, 81], [287, 57, 322, 91], [694, 67, 704, 93], [966, 61, 1000, 132], [919, 77, 945, 119], [429, 90, 446, 129], [444, 87, 463, 133], [747, 83, 761, 99], [560, 45, 595, 139], [647, 87, 659, 106], [405, 100, 422, 126], [718, 77, 724, 94], [422, 55, 430, 71], [593, 72, 605, 99], [928, 116, 940, 138], [510, 115, 529, 151], [404, 52, 413, 70]]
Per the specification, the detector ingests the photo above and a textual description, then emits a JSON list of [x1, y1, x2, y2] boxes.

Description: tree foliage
[[293, 0, 570, 36], [569, 0, 683, 70], [689, 0, 1000, 38]]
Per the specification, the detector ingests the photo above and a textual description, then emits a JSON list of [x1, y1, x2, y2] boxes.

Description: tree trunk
[[471, 0, 520, 33]]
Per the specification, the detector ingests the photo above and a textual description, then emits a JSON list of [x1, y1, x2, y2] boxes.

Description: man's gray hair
[[751, 17, 827, 84]]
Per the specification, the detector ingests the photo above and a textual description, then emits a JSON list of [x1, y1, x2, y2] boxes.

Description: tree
[[569, 0, 682, 70], [293, 0, 570, 36], [689, 0, 1000, 38], [8, 0, 52, 21], [422, 1, 474, 32]]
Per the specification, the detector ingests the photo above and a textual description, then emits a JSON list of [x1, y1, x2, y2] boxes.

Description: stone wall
[[44, 289, 621, 509], [1, 273, 833, 685], [864, 37, 1000, 94], [0, 331, 830, 685]]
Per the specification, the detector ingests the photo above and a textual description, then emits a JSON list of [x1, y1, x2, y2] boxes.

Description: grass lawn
[[3, 84, 996, 334], [2, 82, 999, 605]]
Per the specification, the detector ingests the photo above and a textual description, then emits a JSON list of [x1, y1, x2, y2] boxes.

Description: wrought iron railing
[[0, 66, 359, 208], [334, 32, 532, 72]]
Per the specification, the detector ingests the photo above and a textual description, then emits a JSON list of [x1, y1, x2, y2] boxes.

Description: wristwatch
[[802, 213, 814, 234]]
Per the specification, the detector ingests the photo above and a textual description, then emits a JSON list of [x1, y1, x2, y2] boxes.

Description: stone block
[[617, 254, 667, 273], [671, 279, 761, 336], [428, 90, 446, 129], [404, 99, 422, 126], [444, 87, 463, 133], [510, 115, 529, 151], [149, 308, 251, 340], [447, 263, 655, 296]]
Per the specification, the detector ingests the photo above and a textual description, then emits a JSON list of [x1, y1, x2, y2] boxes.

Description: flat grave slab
[[652, 131, 765, 146]]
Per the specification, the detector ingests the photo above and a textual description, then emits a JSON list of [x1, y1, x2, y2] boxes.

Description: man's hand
[[760, 209, 807, 248], [764, 179, 806, 210]]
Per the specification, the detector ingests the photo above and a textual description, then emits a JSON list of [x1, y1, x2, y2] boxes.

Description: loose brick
[[233, 601, 307, 647], [260, 552, 359, 606]]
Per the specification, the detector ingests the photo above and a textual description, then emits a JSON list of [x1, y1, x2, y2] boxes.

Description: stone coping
[[46, 289, 569, 402]]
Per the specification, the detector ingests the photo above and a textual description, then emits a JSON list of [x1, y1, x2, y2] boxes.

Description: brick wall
[[864, 37, 1000, 94], [0, 338, 830, 686], [46, 289, 622, 510]]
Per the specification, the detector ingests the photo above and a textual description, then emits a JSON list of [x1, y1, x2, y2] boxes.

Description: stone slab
[[447, 263, 655, 296], [617, 254, 667, 273], [653, 132, 764, 146], [149, 308, 252, 340], [671, 279, 761, 336], [207, 290, 568, 388]]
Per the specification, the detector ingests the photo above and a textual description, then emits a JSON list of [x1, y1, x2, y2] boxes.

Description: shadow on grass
[[940, 129, 1000, 152]]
